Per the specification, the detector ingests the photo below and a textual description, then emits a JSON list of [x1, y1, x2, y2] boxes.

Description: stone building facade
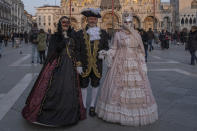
[[11, 0, 25, 33], [179, 0, 197, 31], [36, 0, 173, 33], [0, 0, 29, 34], [24, 10, 34, 33], [36, 6, 61, 33], [0, 0, 11, 34]]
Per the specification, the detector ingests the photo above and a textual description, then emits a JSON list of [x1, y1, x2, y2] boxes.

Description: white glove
[[77, 67, 83, 75], [98, 50, 107, 60]]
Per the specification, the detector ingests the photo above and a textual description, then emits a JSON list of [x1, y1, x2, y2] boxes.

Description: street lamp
[[112, 0, 114, 31]]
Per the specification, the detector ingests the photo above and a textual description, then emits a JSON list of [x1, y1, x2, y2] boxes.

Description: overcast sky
[[22, 0, 170, 16]]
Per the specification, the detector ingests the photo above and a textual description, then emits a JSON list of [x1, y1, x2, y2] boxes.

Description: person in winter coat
[[159, 30, 166, 50], [29, 23, 39, 63], [37, 29, 47, 64], [187, 26, 197, 65], [140, 29, 149, 62], [4, 34, 9, 47], [0, 31, 4, 58], [147, 28, 154, 51]]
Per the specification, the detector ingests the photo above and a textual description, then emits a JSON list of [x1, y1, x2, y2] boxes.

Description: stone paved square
[[0, 42, 197, 131]]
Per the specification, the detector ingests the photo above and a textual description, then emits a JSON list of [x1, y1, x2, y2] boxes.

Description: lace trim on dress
[[97, 102, 158, 117], [96, 106, 158, 126], [120, 88, 146, 99]]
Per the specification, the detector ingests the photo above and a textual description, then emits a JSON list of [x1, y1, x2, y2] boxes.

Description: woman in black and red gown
[[22, 16, 86, 127]]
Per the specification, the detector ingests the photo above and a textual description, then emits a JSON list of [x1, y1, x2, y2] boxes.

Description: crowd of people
[[136, 26, 197, 65], [0, 31, 28, 58], [0, 28, 51, 61], [1, 19, 196, 65]]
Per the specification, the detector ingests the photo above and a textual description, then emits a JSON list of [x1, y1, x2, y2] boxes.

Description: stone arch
[[143, 16, 158, 31], [133, 15, 141, 29], [191, 0, 197, 9], [182, 27, 188, 33], [101, 11, 120, 30]]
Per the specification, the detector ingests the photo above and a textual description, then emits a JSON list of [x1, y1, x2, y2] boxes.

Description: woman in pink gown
[[96, 12, 158, 126]]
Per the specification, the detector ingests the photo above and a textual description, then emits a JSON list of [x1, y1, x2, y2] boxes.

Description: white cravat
[[63, 31, 68, 38], [87, 27, 101, 41]]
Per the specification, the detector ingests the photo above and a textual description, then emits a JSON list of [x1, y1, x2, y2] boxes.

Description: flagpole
[[70, 0, 72, 20], [112, 0, 114, 31], [153, 0, 156, 30]]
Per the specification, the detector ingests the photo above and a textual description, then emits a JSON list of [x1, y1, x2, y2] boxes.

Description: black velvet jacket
[[46, 30, 76, 64], [75, 26, 109, 78]]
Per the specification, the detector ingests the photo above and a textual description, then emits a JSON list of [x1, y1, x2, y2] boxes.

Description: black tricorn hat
[[81, 8, 101, 18]]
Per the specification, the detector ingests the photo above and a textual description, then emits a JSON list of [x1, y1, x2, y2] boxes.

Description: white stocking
[[81, 88, 87, 108], [90, 87, 99, 107]]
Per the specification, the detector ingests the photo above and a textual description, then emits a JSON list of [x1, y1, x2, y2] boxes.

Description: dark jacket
[[47, 29, 76, 61], [29, 28, 39, 44], [159, 32, 166, 42], [147, 30, 155, 40], [140, 31, 148, 49], [141, 31, 148, 43], [75, 27, 109, 78], [0, 35, 4, 43], [173, 32, 178, 40], [188, 30, 197, 52]]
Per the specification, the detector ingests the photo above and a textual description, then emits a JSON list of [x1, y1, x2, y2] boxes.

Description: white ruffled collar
[[87, 27, 101, 41], [63, 31, 68, 38]]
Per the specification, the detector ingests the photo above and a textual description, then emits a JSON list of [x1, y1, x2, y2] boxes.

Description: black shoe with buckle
[[89, 107, 96, 117]]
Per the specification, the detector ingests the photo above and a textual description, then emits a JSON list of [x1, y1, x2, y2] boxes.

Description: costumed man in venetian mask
[[96, 12, 158, 126], [22, 16, 85, 127], [75, 8, 109, 117]]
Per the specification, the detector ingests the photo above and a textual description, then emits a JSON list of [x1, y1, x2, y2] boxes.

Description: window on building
[[48, 16, 51, 22], [161, 22, 164, 27], [185, 18, 188, 24], [181, 18, 184, 25], [49, 23, 51, 26], [193, 18, 196, 24], [189, 18, 193, 24], [72, 8, 74, 12], [44, 16, 46, 23], [39, 16, 41, 23]]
